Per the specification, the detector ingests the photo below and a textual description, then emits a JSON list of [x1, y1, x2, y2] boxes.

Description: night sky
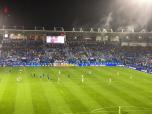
[[0, 0, 112, 29], [1, 0, 152, 30]]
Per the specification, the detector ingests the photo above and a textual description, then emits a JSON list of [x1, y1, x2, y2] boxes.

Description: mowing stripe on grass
[[30, 80, 51, 114], [94, 69, 151, 107], [0, 74, 17, 114], [14, 74, 34, 114], [55, 83, 90, 114]]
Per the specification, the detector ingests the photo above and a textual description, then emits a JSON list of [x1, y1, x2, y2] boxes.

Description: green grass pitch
[[0, 66, 152, 114]]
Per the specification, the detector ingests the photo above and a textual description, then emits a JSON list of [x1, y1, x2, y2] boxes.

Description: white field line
[[90, 106, 152, 113]]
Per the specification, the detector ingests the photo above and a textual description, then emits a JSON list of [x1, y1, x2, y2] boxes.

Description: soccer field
[[0, 66, 152, 114]]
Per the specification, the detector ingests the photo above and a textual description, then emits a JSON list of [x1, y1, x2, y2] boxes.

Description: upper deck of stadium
[[0, 26, 152, 46]]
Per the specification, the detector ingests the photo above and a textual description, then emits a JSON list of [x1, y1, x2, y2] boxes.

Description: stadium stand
[[0, 28, 152, 74]]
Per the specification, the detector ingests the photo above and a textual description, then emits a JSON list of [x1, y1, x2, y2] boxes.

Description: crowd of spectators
[[0, 39, 152, 73]]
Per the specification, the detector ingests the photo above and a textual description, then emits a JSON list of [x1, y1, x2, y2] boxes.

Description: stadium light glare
[[121, 0, 152, 7], [131, 0, 152, 6], [137, 0, 152, 4], [4, 33, 8, 38]]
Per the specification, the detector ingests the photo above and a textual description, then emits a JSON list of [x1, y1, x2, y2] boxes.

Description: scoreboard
[[46, 36, 65, 44]]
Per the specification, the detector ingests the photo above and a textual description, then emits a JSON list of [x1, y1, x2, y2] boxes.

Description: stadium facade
[[1, 26, 152, 46], [0, 26, 152, 73]]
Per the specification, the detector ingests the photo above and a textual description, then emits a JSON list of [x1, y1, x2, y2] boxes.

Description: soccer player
[[40, 75, 42, 79], [43, 74, 45, 78], [59, 70, 61, 75], [68, 74, 70, 78], [48, 76, 50, 80], [19, 69, 23, 74], [82, 75, 84, 83], [130, 75, 133, 79], [33, 73, 36, 78], [9, 69, 11, 73], [47, 74, 51, 80], [117, 72, 119, 76], [109, 78, 112, 85], [58, 75, 60, 82], [57, 70, 61, 82], [16, 76, 22, 82], [88, 71, 92, 75]]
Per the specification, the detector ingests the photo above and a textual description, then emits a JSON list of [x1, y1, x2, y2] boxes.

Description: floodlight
[[4, 33, 8, 38]]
